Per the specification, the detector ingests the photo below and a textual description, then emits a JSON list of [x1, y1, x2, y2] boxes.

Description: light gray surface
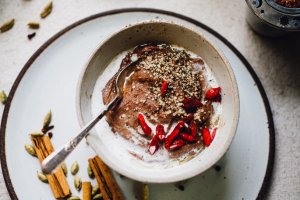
[[0, 0, 299, 200]]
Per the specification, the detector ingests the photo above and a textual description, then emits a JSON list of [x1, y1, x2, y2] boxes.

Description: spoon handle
[[41, 96, 122, 174]]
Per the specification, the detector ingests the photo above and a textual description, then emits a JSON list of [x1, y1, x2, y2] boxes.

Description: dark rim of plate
[[0, 8, 275, 200]]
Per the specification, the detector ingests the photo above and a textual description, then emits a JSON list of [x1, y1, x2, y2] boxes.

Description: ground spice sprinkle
[[134, 44, 203, 120]]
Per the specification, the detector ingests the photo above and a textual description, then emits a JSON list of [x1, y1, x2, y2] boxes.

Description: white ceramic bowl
[[76, 21, 239, 183]]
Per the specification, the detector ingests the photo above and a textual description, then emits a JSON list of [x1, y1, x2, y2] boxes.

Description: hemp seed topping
[[133, 44, 203, 120]]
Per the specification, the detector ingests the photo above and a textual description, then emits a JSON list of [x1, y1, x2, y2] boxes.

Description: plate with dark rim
[[0, 8, 274, 200]]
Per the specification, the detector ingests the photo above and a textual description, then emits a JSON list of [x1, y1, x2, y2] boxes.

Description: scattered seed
[[37, 171, 48, 183], [71, 161, 79, 175], [143, 184, 149, 200], [42, 125, 54, 133], [87, 164, 94, 179], [48, 132, 53, 138], [40, 1, 53, 19], [27, 22, 40, 29], [74, 176, 82, 191], [24, 144, 36, 156], [0, 91, 7, 104], [27, 32, 36, 40], [0, 19, 15, 33], [61, 162, 67, 175], [119, 174, 125, 179], [91, 185, 100, 196], [30, 131, 44, 137], [214, 165, 221, 172], [92, 194, 103, 200], [43, 110, 52, 129], [177, 184, 185, 191], [67, 196, 81, 200]]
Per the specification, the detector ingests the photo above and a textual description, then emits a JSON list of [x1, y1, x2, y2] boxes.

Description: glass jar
[[246, 0, 300, 36]]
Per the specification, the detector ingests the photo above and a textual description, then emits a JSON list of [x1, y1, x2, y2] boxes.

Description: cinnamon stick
[[88, 156, 123, 200], [82, 182, 91, 200], [32, 136, 71, 199]]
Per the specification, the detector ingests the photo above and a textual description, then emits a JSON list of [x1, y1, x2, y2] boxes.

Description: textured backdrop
[[0, 0, 300, 199]]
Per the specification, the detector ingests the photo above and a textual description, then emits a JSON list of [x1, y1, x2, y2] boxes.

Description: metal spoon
[[41, 60, 139, 174]]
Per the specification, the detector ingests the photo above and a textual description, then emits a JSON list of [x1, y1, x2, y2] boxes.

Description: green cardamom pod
[[40, 1, 53, 19], [71, 161, 79, 175], [143, 184, 149, 200], [87, 164, 94, 179], [67, 196, 81, 200], [24, 144, 36, 156], [30, 131, 44, 137], [43, 110, 52, 129], [92, 193, 103, 200], [61, 162, 68, 175], [93, 193, 102, 200], [37, 171, 48, 183], [0, 90, 7, 104], [0, 19, 15, 33], [91, 185, 100, 196], [74, 176, 82, 191], [27, 22, 40, 29]]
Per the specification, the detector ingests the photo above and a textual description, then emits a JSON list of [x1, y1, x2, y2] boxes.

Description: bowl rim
[[76, 20, 240, 183]]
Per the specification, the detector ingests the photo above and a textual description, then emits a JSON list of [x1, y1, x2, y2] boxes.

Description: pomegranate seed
[[161, 81, 169, 97], [156, 124, 166, 141], [138, 114, 152, 135], [202, 128, 212, 147], [180, 133, 196, 142], [182, 97, 202, 112], [184, 114, 194, 123], [211, 128, 218, 141], [169, 139, 185, 150], [148, 135, 159, 155], [205, 87, 221, 100], [190, 121, 198, 137], [165, 121, 185, 149]]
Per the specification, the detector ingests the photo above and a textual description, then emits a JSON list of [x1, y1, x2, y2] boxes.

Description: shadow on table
[[260, 35, 300, 98], [249, 33, 300, 200]]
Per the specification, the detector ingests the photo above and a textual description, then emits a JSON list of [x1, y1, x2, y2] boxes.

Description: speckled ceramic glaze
[[76, 21, 240, 183]]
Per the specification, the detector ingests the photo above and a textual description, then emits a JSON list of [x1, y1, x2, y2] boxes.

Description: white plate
[[0, 9, 274, 200]]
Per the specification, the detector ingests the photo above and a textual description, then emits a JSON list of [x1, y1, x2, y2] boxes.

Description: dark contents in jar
[[273, 0, 300, 8]]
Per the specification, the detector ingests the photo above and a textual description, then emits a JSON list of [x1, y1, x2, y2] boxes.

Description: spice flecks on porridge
[[102, 44, 221, 161], [138, 46, 203, 119]]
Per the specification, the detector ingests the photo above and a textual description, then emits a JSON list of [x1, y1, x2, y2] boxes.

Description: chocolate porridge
[[102, 44, 221, 162]]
